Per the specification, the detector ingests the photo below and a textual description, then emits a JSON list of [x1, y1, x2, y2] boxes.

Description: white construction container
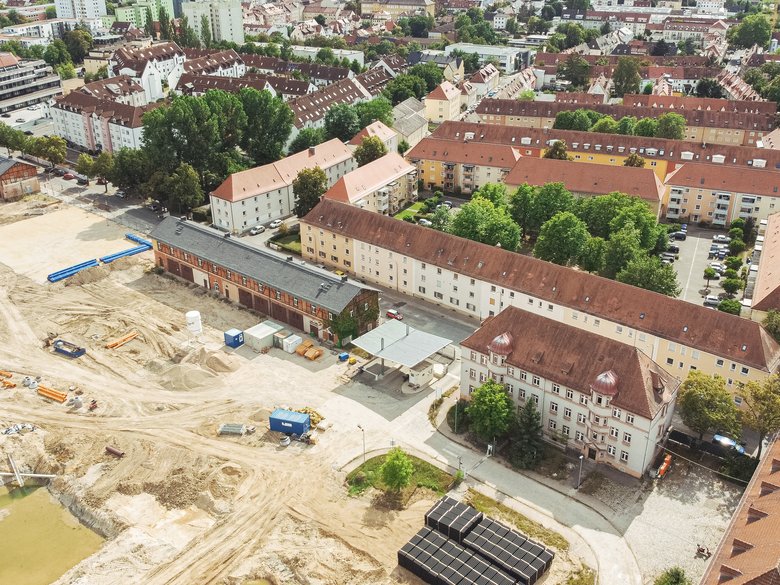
[[283, 334, 303, 354], [244, 320, 284, 352]]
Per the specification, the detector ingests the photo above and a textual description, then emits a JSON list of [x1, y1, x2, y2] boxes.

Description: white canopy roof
[[351, 320, 451, 368]]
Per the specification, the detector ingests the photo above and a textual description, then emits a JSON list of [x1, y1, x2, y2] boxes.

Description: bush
[[720, 453, 758, 483], [447, 399, 469, 434]]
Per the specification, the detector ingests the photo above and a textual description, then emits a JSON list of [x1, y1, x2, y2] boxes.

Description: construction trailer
[[269, 409, 310, 436]]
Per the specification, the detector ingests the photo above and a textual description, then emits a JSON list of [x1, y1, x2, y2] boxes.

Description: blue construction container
[[269, 409, 310, 436], [224, 328, 244, 348]]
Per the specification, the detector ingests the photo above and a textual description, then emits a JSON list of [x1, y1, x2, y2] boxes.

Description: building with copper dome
[[460, 306, 680, 478]]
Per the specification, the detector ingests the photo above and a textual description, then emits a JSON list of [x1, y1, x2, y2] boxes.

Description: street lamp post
[[576, 454, 584, 490], [357, 424, 366, 464]]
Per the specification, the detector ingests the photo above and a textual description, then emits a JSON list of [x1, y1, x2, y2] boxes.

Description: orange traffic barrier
[[0, 370, 12, 378], [37, 385, 67, 403], [2, 380, 16, 388], [105, 331, 139, 349]]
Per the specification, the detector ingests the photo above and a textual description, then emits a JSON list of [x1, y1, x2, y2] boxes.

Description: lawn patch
[[346, 454, 453, 506], [394, 201, 424, 221]]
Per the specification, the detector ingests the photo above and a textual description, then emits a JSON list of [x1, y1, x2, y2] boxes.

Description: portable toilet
[[224, 328, 244, 348]]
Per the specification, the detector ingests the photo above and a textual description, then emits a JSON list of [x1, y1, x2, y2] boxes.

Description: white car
[[269, 219, 283, 229], [249, 225, 265, 235], [703, 295, 720, 307], [418, 218, 432, 227]]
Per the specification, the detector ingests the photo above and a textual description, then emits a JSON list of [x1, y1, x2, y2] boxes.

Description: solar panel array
[[399, 497, 556, 585], [463, 517, 554, 585], [398, 527, 517, 585], [425, 496, 484, 543]]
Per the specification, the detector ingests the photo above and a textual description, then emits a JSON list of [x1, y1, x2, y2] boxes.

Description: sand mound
[[66, 266, 110, 286], [108, 257, 136, 271], [158, 363, 218, 391], [204, 352, 240, 373]]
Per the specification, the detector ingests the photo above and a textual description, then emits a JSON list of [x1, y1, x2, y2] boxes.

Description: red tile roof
[[302, 199, 780, 372], [407, 137, 520, 167], [427, 80, 461, 102], [664, 163, 780, 198], [462, 306, 679, 419], [753, 213, 780, 312], [505, 157, 664, 204]]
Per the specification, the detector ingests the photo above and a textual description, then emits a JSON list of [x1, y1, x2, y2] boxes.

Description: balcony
[[666, 209, 680, 218], [444, 163, 455, 170]]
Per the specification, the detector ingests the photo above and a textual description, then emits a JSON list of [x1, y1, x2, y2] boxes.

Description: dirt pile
[[143, 467, 206, 510], [66, 266, 110, 286]]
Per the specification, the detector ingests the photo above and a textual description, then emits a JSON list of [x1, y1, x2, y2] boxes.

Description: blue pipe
[[99, 244, 151, 264], [47, 259, 99, 282], [125, 233, 152, 247]]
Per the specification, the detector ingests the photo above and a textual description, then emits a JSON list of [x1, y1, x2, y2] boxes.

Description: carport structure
[[351, 320, 452, 379]]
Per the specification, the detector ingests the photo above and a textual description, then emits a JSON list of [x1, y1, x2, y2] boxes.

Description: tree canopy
[[467, 380, 515, 443], [613, 57, 641, 97], [742, 375, 780, 458], [534, 211, 589, 265], [677, 372, 739, 440], [616, 256, 681, 297], [511, 400, 544, 469], [292, 166, 327, 218], [354, 136, 388, 166], [324, 103, 360, 141], [380, 447, 414, 492], [728, 14, 771, 48]]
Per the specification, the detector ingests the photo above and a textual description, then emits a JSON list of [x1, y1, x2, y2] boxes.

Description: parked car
[[76, 176, 89, 185], [680, 223, 688, 231], [442, 201, 454, 208], [62, 173, 75, 180], [386, 308, 403, 320], [660, 252, 677, 262], [671, 231, 687, 241], [1, 113, 10, 118], [709, 262, 725, 273], [713, 234, 731, 243], [53, 168, 66, 176], [667, 244, 680, 254], [249, 225, 265, 235], [712, 434, 745, 455], [115, 190, 126, 198], [269, 219, 283, 229], [14, 118, 24, 123], [418, 218, 432, 227], [703, 295, 720, 307], [23, 130, 33, 136]]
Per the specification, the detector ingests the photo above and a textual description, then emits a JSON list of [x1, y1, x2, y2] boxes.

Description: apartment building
[[461, 307, 679, 478], [323, 152, 417, 215], [300, 199, 780, 391], [348, 120, 398, 154], [424, 81, 461, 124], [115, 0, 175, 28], [361, 0, 435, 18], [407, 137, 520, 194], [392, 97, 428, 150], [55, 0, 106, 18], [625, 94, 776, 116], [426, 121, 780, 181], [149, 217, 379, 343], [504, 157, 665, 217], [664, 163, 780, 227], [469, 64, 500, 99], [241, 55, 353, 87], [182, 0, 244, 44], [210, 139, 356, 234], [77, 75, 148, 106], [109, 42, 185, 102], [475, 98, 774, 147], [443, 43, 531, 74], [751, 213, 780, 316], [0, 53, 62, 114], [408, 51, 465, 83]]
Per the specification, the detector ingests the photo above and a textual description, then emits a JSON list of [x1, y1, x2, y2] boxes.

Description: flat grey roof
[[352, 320, 451, 368], [150, 217, 370, 314]]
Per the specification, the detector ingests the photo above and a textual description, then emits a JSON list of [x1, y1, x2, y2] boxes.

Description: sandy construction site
[[0, 202, 585, 585]]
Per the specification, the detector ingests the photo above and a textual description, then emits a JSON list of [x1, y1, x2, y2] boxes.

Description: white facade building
[[109, 42, 185, 102], [55, 0, 107, 19], [460, 307, 679, 478], [182, 0, 244, 44], [444, 42, 530, 73]]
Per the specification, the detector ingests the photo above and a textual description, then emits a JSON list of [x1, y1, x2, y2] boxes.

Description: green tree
[[397, 139, 409, 154], [92, 151, 114, 192], [56, 62, 76, 79], [239, 88, 294, 165], [724, 256, 743, 271], [473, 183, 507, 208], [534, 211, 588, 265], [511, 400, 544, 469], [742, 375, 780, 458], [324, 103, 361, 141], [63, 28, 93, 63], [200, 15, 212, 48], [45, 5, 57, 18], [75, 153, 94, 177], [634, 117, 658, 137], [174, 15, 200, 48], [590, 116, 619, 134], [728, 13, 771, 49], [29, 135, 66, 168], [430, 206, 452, 231], [616, 256, 681, 296], [450, 197, 520, 250], [467, 380, 515, 443], [144, 7, 155, 38], [718, 299, 741, 315], [553, 110, 592, 132], [703, 267, 717, 289], [288, 127, 326, 154], [354, 135, 388, 166], [292, 166, 327, 217], [508, 183, 533, 236], [408, 62, 444, 91], [763, 309, 780, 343], [43, 40, 71, 67], [543, 140, 572, 160], [695, 78, 723, 99], [518, 89, 535, 101], [159, 7, 172, 40], [556, 54, 590, 87], [526, 183, 574, 239], [383, 74, 427, 104], [722, 278, 744, 297], [616, 115, 637, 135], [167, 163, 204, 211], [654, 567, 692, 585], [613, 57, 641, 97], [354, 97, 394, 128], [108, 147, 151, 194], [603, 222, 642, 278], [380, 447, 414, 492], [656, 113, 686, 140], [729, 238, 746, 255], [579, 236, 606, 273], [623, 153, 646, 167], [677, 371, 740, 441]]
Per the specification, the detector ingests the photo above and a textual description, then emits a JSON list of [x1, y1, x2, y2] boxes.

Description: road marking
[[682, 235, 702, 302]]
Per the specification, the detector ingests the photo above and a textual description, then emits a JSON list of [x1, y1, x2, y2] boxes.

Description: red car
[[62, 173, 75, 180], [386, 309, 403, 320]]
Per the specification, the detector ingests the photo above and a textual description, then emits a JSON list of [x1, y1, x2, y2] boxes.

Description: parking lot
[[670, 226, 736, 306]]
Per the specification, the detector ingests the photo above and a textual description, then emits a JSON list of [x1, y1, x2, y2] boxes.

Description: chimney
[[650, 371, 664, 393], [309, 146, 316, 155]]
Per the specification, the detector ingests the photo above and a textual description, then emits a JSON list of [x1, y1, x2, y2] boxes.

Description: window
[[562, 425, 570, 437], [550, 402, 558, 414], [470, 369, 476, 380], [610, 427, 618, 438], [479, 372, 486, 382], [520, 371, 527, 381], [566, 389, 573, 400], [579, 394, 588, 405], [564, 407, 571, 419], [741, 367, 749, 375], [613, 408, 621, 419], [623, 432, 632, 444], [626, 414, 634, 424], [575, 431, 585, 442], [531, 394, 539, 405], [518, 387, 526, 399], [577, 413, 586, 424], [620, 450, 629, 462], [552, 383, 560, 394], [666, 358, 674, 365], [532, 375, 540, 386], [548, 420, 557, 430]]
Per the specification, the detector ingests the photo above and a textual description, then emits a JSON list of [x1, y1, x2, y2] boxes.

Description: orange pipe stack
[[105, 331, 138, 349], [37, 386, 67, 403]]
